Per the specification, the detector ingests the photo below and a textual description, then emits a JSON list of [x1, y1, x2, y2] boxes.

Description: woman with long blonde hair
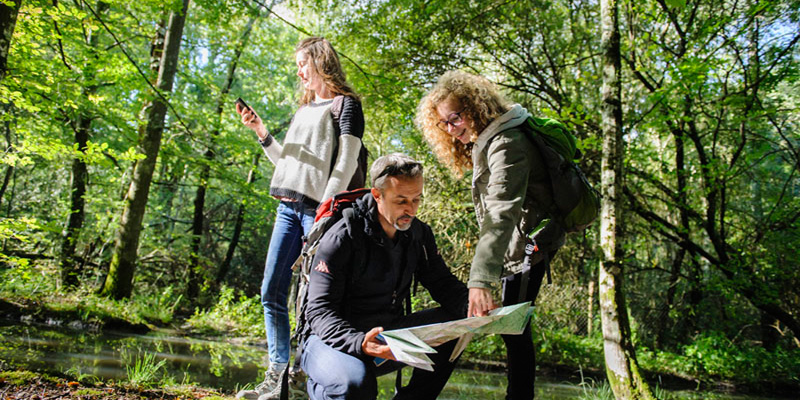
[[417, 70, 565, 400], [235, 36, 365, 400]]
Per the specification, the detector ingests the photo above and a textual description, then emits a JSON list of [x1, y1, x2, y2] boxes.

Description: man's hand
[[468, 287, 498, 317], [361, 327, 395, 360]]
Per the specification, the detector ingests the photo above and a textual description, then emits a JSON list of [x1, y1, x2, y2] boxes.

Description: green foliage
[[0, 370, 40, 385], [537, 327, 605, 369], [124, 350, 167, 388], [1, 0, 798, 391], [578, 376, 615, 400], [185, 286, 264, 337], [63, 366, 101, 384], [134, 287, 183, 324], [639, 331, 800, 385], [0, 262, 184, 326], [462, 330, 505, 361]]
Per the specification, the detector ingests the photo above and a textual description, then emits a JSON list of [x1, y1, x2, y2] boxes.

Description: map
[[376, 302, 533, 371]]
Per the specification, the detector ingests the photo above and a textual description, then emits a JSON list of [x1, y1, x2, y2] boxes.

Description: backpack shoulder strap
[[330, 95, 345, 123]]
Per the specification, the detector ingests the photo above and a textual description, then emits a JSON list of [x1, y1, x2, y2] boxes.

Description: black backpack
[[290, 189, 371, 355], [521, 117, 600, 233]]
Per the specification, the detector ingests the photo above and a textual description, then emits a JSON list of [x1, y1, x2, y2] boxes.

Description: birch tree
[[599, 0, 655, 397]]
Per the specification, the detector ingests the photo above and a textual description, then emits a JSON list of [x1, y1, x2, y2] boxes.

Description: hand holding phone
[[235, 97, 258, 124], [235, 97, 267, 139], [235, 97, 252, 113]]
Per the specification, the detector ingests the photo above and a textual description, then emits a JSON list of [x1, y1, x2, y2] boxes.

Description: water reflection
[[0, 323, 790, 399], [0, 323, 265, 390]]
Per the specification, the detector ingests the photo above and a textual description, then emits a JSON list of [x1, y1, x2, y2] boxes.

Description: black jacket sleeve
[[304, 225, 367, 357], [415, 223, 469, 318]]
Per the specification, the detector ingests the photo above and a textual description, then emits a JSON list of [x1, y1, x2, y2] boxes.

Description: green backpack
[[523, 117, 600, 233]]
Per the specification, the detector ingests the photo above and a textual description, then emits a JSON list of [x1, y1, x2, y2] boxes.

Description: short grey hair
[[370, 153, 424, 190]]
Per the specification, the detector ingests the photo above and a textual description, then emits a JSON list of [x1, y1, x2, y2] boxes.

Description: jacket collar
[[473, 104, 530, 154]]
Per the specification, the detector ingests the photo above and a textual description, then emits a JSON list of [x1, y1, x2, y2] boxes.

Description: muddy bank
[[0, 369, 227, 400], [0, 299, 150, 334]]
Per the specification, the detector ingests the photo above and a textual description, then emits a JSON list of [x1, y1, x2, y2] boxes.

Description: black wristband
[[258, 134, 273, 147]]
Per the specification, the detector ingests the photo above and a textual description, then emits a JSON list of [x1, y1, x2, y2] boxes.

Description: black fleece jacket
[[304, 193, 468, 358]]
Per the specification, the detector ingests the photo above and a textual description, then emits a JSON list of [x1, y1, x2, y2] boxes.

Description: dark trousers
[[301, 307, 462, 400], [501, 256, 549, 400]]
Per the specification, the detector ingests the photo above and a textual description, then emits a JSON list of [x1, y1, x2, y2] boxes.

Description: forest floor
[[0, 369, 226, 400]]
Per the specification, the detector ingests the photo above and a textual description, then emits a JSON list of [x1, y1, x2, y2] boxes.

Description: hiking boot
[[254, 367, 308, 400], [288, 366, 308, 399], [235, 367, 284, 400]]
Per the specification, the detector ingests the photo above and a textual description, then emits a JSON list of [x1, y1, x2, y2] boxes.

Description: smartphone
[[235, 97, 252, 112]]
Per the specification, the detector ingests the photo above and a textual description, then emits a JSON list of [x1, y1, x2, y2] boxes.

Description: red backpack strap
[[314, 188, 371, 223]]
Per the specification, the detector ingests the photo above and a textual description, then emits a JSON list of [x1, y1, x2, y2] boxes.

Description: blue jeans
[[261, 201, 316, 365], [300, 308, 461, 400]]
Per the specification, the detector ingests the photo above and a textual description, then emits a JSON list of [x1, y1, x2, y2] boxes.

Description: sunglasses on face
[[436, 110, 465, 132]]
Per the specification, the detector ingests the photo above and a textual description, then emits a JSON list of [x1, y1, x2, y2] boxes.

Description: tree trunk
[[587, 274, 596, 336], [59, 1, 109, 289], [0, 106, 13, 212], [101, 0, 191, 299], [187, 15, 257, 300], [599, 0, 654, 398], [664, 109, 692, 343], [0, 0, 21, 82], [217, 154, 260, 283], [59, 114, 90, 288]]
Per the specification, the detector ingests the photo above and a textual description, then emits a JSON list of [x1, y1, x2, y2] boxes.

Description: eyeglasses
[[436, 110, 465, 132]]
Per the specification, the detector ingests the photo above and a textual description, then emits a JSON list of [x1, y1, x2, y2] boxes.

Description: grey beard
[[394, 215, 413, 231]]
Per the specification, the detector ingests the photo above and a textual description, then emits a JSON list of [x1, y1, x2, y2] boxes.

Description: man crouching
[[300, 153, 469, 400]]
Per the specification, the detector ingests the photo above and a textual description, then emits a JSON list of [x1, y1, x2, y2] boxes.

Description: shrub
[[186, 286, 264, 337]]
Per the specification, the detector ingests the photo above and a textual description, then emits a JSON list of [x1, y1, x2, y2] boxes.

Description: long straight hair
[[296, 37, 358, 105]]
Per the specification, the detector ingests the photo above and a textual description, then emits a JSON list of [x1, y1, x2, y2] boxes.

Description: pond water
[[0, 322, 789, 399]]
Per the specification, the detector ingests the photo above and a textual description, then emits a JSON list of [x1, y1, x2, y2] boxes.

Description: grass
[[0, 369, 42, 385], [63, 365, 101, 384], [0, 262, 183, 328], [578, 378, 615, 400], [124, 351, 167, 388], [73, 388, 106, 396], [185, 286, 265, 337]]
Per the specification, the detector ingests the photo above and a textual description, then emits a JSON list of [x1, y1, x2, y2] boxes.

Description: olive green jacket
[[468, 105, 565, 290]]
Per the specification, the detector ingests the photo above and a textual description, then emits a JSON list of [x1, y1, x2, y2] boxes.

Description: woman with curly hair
[[417, 70, 565, 400], [235, 37, 365, 400]]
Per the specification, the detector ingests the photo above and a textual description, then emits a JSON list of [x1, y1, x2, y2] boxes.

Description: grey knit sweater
[[261, 95, 364, 207]]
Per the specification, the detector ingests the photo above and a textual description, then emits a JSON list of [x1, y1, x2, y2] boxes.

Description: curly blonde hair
[[416, 70, 510, 177], [296, 37, 359, 105]]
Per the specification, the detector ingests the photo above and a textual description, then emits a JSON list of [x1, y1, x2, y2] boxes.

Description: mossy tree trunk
[[101, 0, 191, 299], [599, 0, 655, 398]]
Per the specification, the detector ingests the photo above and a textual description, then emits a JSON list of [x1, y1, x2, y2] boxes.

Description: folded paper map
[[377, 302, 533, 371]]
